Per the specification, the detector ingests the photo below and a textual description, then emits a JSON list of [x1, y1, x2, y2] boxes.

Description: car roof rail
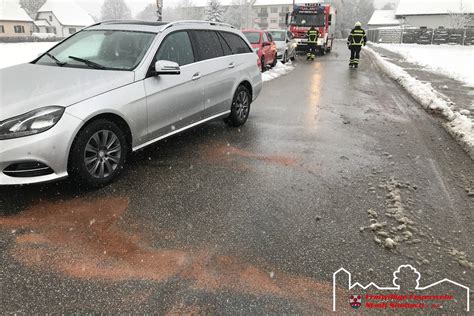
[[85, 20, 168, 29], [163, 20, 236, 30]]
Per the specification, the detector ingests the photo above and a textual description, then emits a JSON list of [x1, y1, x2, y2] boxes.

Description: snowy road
[[0, 42, 472, 313]]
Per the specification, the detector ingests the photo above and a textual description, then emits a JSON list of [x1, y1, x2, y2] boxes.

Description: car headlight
[[0, 106, 65, 140]]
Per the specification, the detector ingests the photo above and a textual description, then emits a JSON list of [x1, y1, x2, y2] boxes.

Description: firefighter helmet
[[355, 21, 362, 27]]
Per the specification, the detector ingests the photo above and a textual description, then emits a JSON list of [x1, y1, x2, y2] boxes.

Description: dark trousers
[[307, 42, 317, 55], [350, 46, 362, 64]]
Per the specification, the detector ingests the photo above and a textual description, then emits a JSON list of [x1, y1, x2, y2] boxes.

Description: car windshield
[[291, 13, 325, 26], [243, 32, 261, 44], [269, 31, 285, 41], [35, 30, 156, 71]]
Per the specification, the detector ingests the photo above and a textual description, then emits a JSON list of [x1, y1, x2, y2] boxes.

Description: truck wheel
[[224, 85, 251, 127]]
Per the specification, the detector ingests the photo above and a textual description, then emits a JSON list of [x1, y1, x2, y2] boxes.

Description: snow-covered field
[[374, 43, 474, 87], [0, 42, 57, 69], [366, 46, 474, 159], [262, 61, 295, 82]]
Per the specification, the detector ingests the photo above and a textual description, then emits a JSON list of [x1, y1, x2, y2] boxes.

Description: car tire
[[282, 52, 287, 64], [68, 119, 128, 187], [224, 85, 251, 127], [290, 51, 296, 61], [261, 56, 265, 72], [271, 53, 278, 67]]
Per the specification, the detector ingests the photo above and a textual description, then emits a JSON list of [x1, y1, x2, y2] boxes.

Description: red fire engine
[[286, 3, 336, 55]]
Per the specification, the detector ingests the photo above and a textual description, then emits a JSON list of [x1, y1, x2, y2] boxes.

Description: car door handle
[[192, 73, 201, 81], [228, 62, 235, 69]]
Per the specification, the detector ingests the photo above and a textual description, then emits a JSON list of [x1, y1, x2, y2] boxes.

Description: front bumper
[[0, 112, 82, 185]]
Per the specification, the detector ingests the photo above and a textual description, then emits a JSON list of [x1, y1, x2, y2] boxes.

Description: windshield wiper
[[46, 53, 66, 66], [68, 56, 107, 70]]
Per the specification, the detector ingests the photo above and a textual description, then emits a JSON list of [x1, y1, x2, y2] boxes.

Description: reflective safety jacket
[[307, 28, 319, 43], [347, 27, 367, 46]]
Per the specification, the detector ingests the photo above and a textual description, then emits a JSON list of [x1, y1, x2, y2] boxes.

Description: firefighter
[[306, 26, 319, 60], [347, 21, 367, 68]]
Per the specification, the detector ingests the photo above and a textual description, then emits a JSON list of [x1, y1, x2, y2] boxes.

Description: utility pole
[[156, 0, 163, 21]]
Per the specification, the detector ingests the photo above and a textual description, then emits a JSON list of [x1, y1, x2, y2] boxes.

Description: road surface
[[1, 42, 473, 313]]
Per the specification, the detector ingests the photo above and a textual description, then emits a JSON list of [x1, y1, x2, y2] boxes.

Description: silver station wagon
[[0, 20, 262, 187]]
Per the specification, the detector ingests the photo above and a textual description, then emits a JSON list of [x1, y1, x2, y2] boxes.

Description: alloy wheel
[[235, 90, 250, 121], [84, 130, 122, 178]]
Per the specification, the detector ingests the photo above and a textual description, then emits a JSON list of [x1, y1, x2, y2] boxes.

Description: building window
[[282, 6, 290, 12], [270, 19, 277, 24], [69, 28, 77, 34], [271, 7, 278, 13], [0, 25, 4, 33], [260, 7, 267, 14], [14, 25, 25, 33], [49, 15, 53, 21]]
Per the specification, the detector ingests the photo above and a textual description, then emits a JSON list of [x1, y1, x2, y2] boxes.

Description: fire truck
[[286, 3, 336, 55]]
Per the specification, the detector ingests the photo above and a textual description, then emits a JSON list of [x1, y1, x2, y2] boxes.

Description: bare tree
[[223, 0, 256, 29], [101, 0, 132, 20], [19, 0, 46, 19], [448, 0, 473, 29], [381, 2, 396, 10], [136, 4, 157, 21]]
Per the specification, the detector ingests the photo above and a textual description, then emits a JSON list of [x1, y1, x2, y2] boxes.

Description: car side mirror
[[154, 60, 180, 75]]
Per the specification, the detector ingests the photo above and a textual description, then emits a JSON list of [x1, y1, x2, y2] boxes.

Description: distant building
[[368, 0, 474, 30], [172, 0, 323, 30], [0, 2, 34, 37], [395, 0, 474, 29], [35, 1, 95, 37], [253, 0, 295, 30], [367, 10, 400, 29]]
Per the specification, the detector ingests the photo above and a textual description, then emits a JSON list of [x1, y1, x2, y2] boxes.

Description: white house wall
[[36, 11, 63, 36], [404, 15, 454, 29]]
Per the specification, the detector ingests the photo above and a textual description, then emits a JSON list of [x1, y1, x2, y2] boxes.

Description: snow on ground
[[366, 46, 474, 159], [262, 61, 295, 82], [373, 43, 474, 87], [0, 42, 57, 69]]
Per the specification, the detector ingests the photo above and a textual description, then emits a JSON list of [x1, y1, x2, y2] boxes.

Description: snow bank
[[262, 61, 295, 82], [0, 42, 57, 69], [374, 43, 474, 87], [366, 46, 474, 159]]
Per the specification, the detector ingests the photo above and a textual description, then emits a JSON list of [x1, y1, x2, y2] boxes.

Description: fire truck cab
[[286, 3, 336, 55]]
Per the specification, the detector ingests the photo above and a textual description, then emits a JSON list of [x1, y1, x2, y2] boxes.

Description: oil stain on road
[[0, 197, 348, 313]]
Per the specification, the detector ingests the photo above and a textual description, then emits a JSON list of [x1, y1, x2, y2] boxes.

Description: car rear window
[[220, 32, 253, 54], [243, 32, 261, 44], [217, 33, 232, 56], [269, 31, 285, 41], [190, 30, 224, 61]]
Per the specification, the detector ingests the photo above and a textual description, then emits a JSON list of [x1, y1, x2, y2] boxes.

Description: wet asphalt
[[0, 41, 473, 314]]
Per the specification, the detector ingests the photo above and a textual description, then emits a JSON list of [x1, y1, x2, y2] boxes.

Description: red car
[[242, 29, 278, 72]]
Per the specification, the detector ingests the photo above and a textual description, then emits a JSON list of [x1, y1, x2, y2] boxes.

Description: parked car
[[242, 29, 277, 72], [0, 21, 262, 187], [268, 29, 297, 63]]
